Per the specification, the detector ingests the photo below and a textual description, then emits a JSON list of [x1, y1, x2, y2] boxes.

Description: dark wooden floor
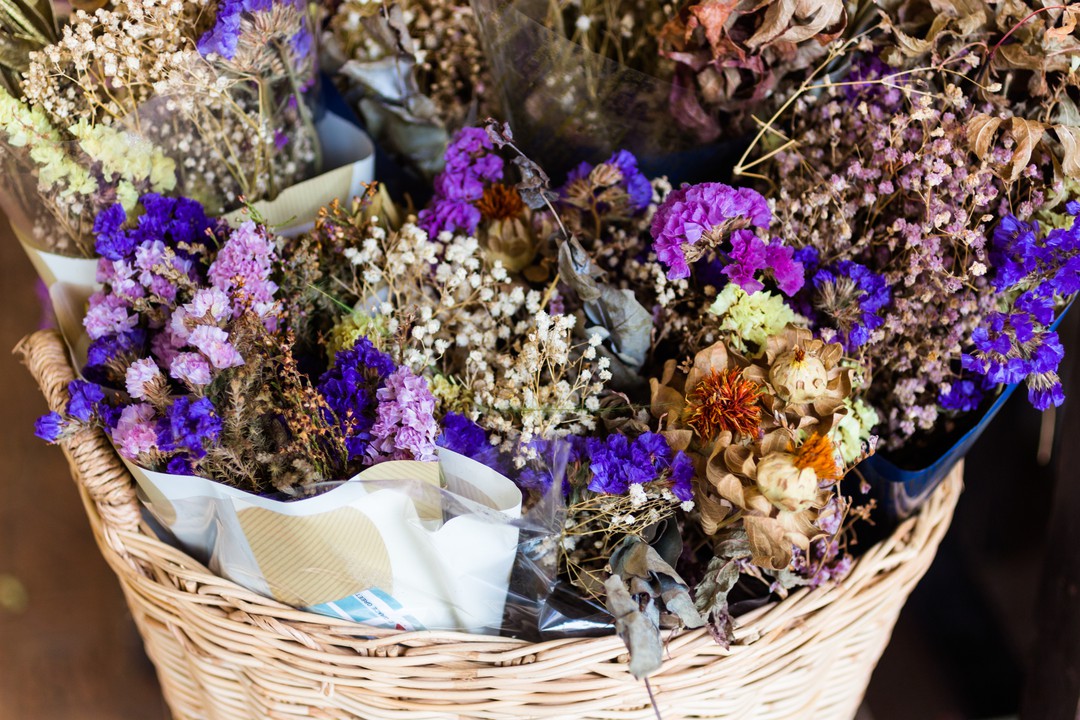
[[0, 215, 1062, 719]]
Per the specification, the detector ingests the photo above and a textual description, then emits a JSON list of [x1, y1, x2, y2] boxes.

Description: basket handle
[[17, 329, 144, 540]]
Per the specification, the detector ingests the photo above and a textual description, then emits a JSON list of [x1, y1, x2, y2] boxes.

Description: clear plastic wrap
[[469, 0, 695, 178], [128, 448, 563, 634]]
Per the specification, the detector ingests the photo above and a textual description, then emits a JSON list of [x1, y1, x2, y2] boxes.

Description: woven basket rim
[[18, 327, 963, 660]]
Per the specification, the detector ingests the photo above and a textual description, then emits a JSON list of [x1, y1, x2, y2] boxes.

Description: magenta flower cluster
[[650, 182, 804, 295]]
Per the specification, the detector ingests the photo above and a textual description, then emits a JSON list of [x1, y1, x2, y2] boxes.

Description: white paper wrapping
[[125, 448, 524, 634]]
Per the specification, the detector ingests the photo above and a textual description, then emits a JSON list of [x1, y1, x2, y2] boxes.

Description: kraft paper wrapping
[[124, 449, 524, 633]]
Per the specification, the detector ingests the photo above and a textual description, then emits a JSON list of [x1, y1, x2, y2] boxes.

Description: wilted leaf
[[966, 114, 1003, 161], [512, 155, 555, 210], [743, 515, 793, 570], [558, 239, 652, 368], [1045, 6, 1079, 44], [604, 576, 664, 679], [689, 0, 742, 50], [1004, 117, 1049, 182], [1054, 125, 1080, 178], [694, 555, 741, 649]]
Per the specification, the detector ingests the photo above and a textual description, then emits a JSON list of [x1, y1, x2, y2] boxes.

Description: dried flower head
[[684, 368, 762, 440]]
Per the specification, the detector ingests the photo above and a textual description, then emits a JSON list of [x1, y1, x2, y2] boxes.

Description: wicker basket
[[20, 329, 962, 720]]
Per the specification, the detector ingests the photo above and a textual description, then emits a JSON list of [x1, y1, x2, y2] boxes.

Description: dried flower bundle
[[1, 0, 320, 256]]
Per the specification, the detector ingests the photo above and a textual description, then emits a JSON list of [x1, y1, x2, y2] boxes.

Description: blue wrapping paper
[[862, 301, 1072, 521]]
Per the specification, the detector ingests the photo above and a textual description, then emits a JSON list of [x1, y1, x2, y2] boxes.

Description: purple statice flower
[[67, 380, 105, 423], [125, 358, 164, 400], [809, 260, 891, 351], [561, 149, 652, 213], [418, 127, 505, 237], [112, 403, 159, 460], [670, 452, 694, 503], [586, 432, 694, 501], [961, 312, 1030, 384], [938, 379, 987, 413], [208, 221, 279, 324], [84, 329, 148, 385], [317, 338, 396, 461], [437, 412, 507, 473], [93, 204, 132, 260], [650, 182, 802, 294], [170, 352, 214, 388], [187, 325, 244, 369], [367, 367, 439, 463], [517, 436, 585, 496], [198, 0, 310, 62], [157, 396, 221, 460], [197, 0, 243, 58], [34, 411, 66, 442]]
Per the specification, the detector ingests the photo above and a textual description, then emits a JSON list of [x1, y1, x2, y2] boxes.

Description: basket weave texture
[[20, 329, 962, 720]]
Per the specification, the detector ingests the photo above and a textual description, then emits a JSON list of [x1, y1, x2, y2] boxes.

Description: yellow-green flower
[[708, 285, 804, 353]]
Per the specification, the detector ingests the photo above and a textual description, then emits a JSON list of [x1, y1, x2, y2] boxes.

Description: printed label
[[307, 588, 423, 631]]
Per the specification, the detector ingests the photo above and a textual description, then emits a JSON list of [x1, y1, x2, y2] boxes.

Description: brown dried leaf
[[689, 0, 742, 50], [650, 379, 686, 424], [743, 515, 793, 570], [1045, 7, 1079, 44], [1054, 125, 1080, 178], [966, 114, 1002, 162], [1004, 117, 1049, 182]]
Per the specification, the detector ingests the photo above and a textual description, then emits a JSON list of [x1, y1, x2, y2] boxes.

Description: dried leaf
[[512, 155, 555, 210], [972, 113, 1002, 160], [604, 576, 664, 679], [1054, 125, 1080, 178], [1004, 117, 1049, 182], [1045, 7, 1079, 44], [558, 239, 652, 368], [688, 0, 742, 51], [743, 515, 793, 570], [694, 555, 741, 649]]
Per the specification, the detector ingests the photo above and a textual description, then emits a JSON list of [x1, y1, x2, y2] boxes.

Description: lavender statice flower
[[84, 291, 138, 341], [418, 127, 505, 236], [317, 338, 396, 461], [112, 403, 159, 460], [208, 221, 280, 324], [368, 367, 440, 463], [188, 326, 245, 369], [437, 412, 507, 473], [157, 396, 221, 460], [650, 182, 803, 294], [169, 353, 214, 388], [125, 358, 164, 400]]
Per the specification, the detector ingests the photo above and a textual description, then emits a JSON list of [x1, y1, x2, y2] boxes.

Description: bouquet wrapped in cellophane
[[0, 0, 328, 262]]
